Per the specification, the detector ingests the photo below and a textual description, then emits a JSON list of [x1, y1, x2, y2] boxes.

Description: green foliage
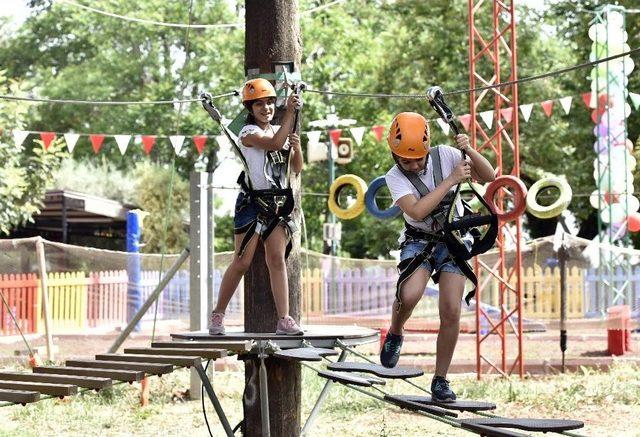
[[135, 162, 189, 253], [52, 158, 138, 205], [2, 0, 639, 254], [0, 71, 67, 235]]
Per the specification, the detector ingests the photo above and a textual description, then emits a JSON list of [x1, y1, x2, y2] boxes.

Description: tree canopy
[[1, 0, 638, 255]]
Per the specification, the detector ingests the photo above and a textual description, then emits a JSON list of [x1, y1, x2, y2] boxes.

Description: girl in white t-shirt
[[380, 112, 496, 402], [208, 78, 304, 336]]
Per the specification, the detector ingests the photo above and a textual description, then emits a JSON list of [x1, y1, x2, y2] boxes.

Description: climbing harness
[[394, 87, 498, 307], [200, 80, 306, 259]]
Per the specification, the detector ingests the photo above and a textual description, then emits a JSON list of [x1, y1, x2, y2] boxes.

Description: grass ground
[[1, 361, 639, 436]]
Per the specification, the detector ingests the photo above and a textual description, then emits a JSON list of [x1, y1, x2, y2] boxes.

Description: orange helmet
[[387, 112, 430, 159], [242, 78, 276, 102]]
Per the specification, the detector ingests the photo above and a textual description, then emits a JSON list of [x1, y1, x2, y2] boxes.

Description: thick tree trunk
[[243, 1, 302, 436]]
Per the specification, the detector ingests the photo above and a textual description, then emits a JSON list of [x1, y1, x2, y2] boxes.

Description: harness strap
[[395, 239, 439, 312]]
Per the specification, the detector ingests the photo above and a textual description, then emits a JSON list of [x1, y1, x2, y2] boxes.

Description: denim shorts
[[400, 240, 466, 277], [233, 192, 259, 234]]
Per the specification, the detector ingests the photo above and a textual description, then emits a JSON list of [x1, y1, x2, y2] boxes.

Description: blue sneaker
[[380, 331, 403, 368], [431, 376, 456, 403]]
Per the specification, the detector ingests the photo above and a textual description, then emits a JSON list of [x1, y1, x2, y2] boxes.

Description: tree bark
[[243, 1, 302, 436]]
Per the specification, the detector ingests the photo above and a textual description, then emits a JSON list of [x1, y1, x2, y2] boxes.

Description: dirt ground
[[2, 320, 638, 372], [0, 321, 639, 436]]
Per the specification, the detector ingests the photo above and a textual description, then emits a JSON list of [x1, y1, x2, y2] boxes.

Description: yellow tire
[[526, 177, 573, 219], [328, 174, 368, 220]]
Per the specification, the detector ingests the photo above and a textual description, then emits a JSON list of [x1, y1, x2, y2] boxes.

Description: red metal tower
[[468, 0, 524, 378]]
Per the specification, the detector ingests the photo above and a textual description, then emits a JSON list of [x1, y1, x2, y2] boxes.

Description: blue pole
[[126, 211, 142, 332]]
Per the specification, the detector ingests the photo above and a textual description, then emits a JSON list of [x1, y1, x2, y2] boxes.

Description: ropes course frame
[[468, 0, 524, 379]]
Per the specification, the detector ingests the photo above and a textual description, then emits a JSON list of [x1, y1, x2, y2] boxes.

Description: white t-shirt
[[385, 145, 466, 241], [238, 124, 290, 190]]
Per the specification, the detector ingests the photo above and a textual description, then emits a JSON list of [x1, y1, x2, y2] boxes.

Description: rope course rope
[[58, 0, 347, 29], [0, 91, 236, 106], [306, 47, 640, 98], [2, 47, 637, 107]]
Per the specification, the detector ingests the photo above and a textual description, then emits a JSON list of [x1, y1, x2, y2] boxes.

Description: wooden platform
[[171, 325, 379, 349]]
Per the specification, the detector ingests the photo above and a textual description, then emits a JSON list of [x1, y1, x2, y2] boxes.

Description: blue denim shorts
[[233, 192, 259, 234], [400, 240, 466, 277]]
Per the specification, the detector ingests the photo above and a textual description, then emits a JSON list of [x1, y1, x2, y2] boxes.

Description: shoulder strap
[[396, 152, 432, 197], [431, 146, 444, 186]]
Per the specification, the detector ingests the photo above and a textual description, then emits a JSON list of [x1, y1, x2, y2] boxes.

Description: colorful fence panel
[[87, 270, 128, 329], [0, 274, 39, 336]]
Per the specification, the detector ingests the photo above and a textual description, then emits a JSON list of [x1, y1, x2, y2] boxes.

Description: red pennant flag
[[458, 114, 472, 132], [329, 129, 342, 146], [500, 108, 513, 124], [90, 134, 105, 154], [40, 132, 56, 150], [541, 100, 554, 118], [193, 135, 207, 155], [142, 135, 156, 155], [581, 92, 593, 108], [371, 125, 385, 142]]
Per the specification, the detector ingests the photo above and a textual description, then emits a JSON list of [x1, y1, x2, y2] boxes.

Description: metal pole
[[107, 248, 190, 353], [559, 244, 568, 373], [258, 342, 271, 437], [194, 362, 234, 437], [301, 349, 348, 435], [35, 238, 54, 361]]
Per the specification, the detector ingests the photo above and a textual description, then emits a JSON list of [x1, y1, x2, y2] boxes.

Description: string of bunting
[[8, 90, 640, 154]]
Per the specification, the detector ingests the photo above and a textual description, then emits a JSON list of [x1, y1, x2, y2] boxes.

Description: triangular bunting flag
[[520, 104, 533, 122], [479, 110, 493, 129], [329, 129, 342, 146], [39, 132, 56, 150], [559, 96, 573, 114], [142, 135, 156, 155], [500, 108, 514, 124], [114, 135, 131, 155], [89, 134, 105, 154], [541, 100, 554, 117], [307, 130, 322, 145], [582, 92, 595, 108], [169, 135, 186, 155], [435, 118, 450, 135], [63, 133, 79, 152], [349, 127, 366, 146], [371, 125, 385, 142], [193, 135, 207, 155], [458, 114, 472, 132], [629, 92, 640, 110], [13, 130, 29, 148]]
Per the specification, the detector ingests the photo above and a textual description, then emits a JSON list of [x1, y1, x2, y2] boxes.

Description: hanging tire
[[484, 175, 528, 222], [526, 177, 572, 219], [328, 174, 368, 220], [364, 176, 402, 220], [460, 181, 487, 211]]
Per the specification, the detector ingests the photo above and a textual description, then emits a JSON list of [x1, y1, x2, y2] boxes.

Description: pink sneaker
[[208, 312, 225, 335], [276, 315, 304, 335]]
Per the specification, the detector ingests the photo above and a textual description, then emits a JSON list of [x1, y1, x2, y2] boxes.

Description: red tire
[[483, 175, 528, 222]]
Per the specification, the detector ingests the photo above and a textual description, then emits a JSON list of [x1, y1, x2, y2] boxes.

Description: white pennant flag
[[169, 135, 186, 155], [436, 118, 450, 135], [559, 96, 573, 114], [216, 135, 234, 159], [520, 104, 534, 122], [349, 127, 366, 146], [306, 130, 322, 145], [63, 133, 80, 152], [114, 135, 131, 155], [479, 111, 494, 129], [13, 130, 29, 148]]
